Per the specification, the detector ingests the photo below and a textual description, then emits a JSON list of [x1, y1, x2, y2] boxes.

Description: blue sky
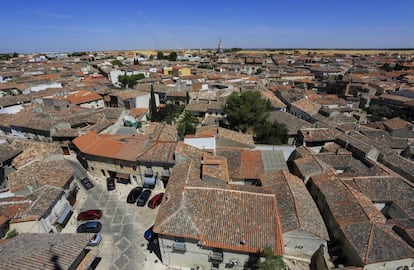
[[1, 0, 413, 53]]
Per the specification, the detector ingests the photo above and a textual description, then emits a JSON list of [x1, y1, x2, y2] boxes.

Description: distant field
[[106, 48, 414, 56], [238, 49, 414, 55]]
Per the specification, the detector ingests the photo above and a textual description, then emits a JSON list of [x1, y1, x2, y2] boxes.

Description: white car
[[87, 233, 102, 246]]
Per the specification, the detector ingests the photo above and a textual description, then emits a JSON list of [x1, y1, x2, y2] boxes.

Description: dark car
[[148, 193, 164, 209], [80, 177, 94, 189], [106, 177, 116, 191], [77, 221, 102, 233], [77, 210, 103, 221], [127, 187, 143, 204], [144, 225, 157, 241], [137, 189, 152, 206]]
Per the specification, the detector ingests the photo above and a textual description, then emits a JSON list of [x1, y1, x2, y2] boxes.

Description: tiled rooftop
[[10, 140, 63, 168], [0, 233, 92, 270], [351, 176, 414, 218], [291, 98, 322, 115], [262, 170, 329, 240], [0, 143, 21, 163], [201, 152, 230, 182], [310, 172, 384, 226], [155, 161, 284, 254], [269, 111, 313, 135], [341, 223, 414, 264], [300, 128, 337, 142], [8, 159, 74, 193]]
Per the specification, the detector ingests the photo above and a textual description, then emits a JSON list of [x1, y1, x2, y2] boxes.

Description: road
[[64, 156, 162, 270]]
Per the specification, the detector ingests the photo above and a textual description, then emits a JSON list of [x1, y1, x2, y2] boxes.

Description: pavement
[[64, 156, 164, 270]]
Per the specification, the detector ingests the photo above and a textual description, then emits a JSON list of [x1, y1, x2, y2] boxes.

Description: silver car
[[87, 233, 102, 246]]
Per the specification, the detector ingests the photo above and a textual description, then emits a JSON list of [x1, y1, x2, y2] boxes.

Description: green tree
[[380, 63, 392, 72], [224, 91, 271, 133], [177, 111, 198, 140], [255, 121, 288, 145], [169, 51, 177, 61], [259, 246, 287, 270], [118, 74, 145, 88], [148, 84, 157, 121], [157, 51, 164, 60], [112, 59, 123, 66], [366, 104, 391, 121], [156, 104, 185, 124]]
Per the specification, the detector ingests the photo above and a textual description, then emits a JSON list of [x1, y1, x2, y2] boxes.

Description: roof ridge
[[364, 222, 375, 264], [184, 185, 274, 197], [280, 170, 301, 228], [344, 183, 372, 223]]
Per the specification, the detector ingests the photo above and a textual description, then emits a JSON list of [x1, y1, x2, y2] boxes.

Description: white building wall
[[0, 105, 24, 114], [79, 99, 105, 109], [184, 136, 216, 150], [109, 69, 124, 85], [283, 230, 327, 261], [29, 83, 62, 92], [135, 93, 159, 109], [159, 236, 250, 270]]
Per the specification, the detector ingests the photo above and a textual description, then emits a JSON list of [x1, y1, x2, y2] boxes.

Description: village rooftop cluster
[[0, 45, 414, 270]]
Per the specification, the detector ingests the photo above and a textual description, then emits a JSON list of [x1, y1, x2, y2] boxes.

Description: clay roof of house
[[260, 90, 287, 108], [111, 89, 148, 100], [66, 90, 102, 104], [215, 148, 264, 180], [73, 132, 145, 161], [341, 223, 414, 264], [0, 233, 92, 270], [0, 144, 21, 163], [383, 117, 411, 131], [10, 140, 63, 168], [262, 170, 329, 240], [175, 141, 204, 162], [292, 155, 324, 179], [8, 159, 74, 193], [349, 176, 414, 218], [22, 186, 64, 220], [310, 172, 386, 226], [129, 108, 148, 119], [154, 161, 284, 255], [299, 128, 337, 142], [138, 141, 177, 165], [269, 111, 313, 135], [291, 98, 322, 116], [201, 152, 230, 182]]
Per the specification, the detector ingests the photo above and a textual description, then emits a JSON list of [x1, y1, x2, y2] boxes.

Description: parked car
[[116, 177, 131, 184], [106, 177, 116, 191], [77, 210, 103, 221], [148, 193, 164, 209], [137, 189, 152, 206], [80, 177, 94, 189], [144, 225, 156, 241], [127, 187, 143, 204], [87, 233, 102, 246], [77, 221, 102, 233]]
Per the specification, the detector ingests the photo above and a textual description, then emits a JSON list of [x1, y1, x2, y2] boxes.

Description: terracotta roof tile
[[262, 170, 329, 240], [8, 159, 74, 193], [0, 233, 92, 270], [67, 90, 102, 104]]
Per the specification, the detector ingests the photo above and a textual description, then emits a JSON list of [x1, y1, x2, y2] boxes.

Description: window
[[120, 163, 124, 169], [132, 164, 137, 171], [173, 238, 186, 252]]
